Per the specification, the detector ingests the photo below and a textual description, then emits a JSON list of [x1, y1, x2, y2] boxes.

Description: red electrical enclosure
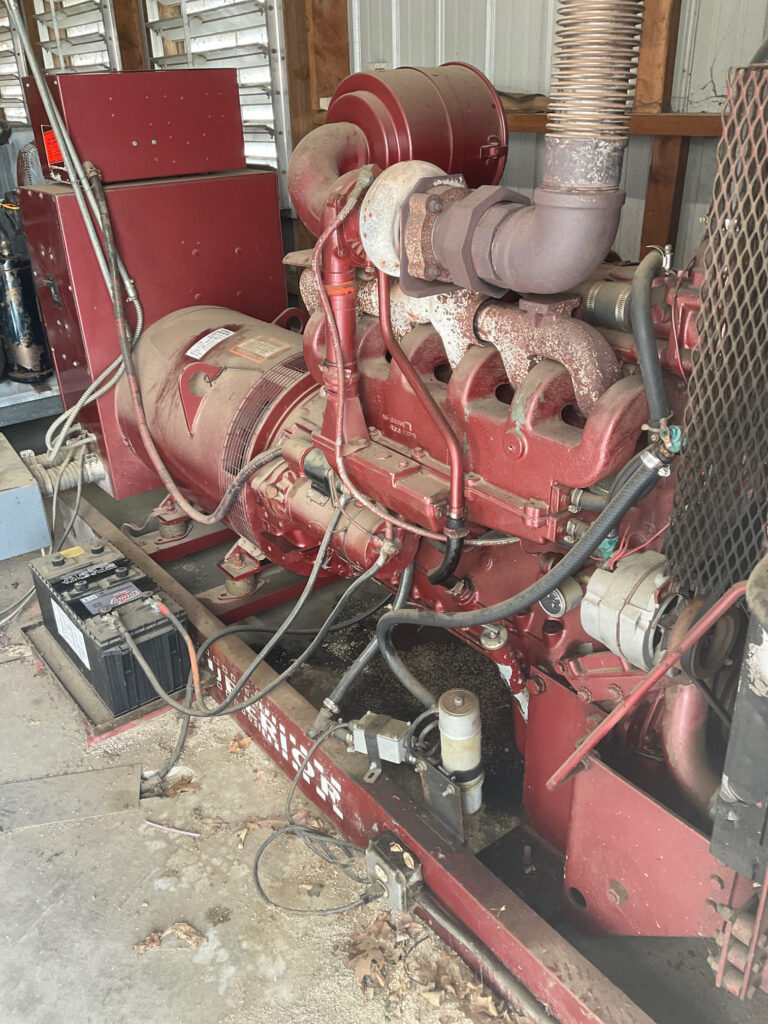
[[22, 69, 246, 183]]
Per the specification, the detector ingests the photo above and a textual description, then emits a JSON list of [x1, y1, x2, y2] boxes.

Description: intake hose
[[376, 451, 670, 702], [630, 250, 671, 429], [427, 515, 465, 585]]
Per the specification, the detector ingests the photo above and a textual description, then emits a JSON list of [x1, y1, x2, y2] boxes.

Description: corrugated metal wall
[[348, 0, 768, 263]]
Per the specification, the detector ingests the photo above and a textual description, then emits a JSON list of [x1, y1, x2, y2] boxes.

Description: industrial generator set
[[6, 0, 768, 1019]]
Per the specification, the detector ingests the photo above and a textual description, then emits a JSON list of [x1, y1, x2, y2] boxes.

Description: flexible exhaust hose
[[630, 250, 672, 429], [376, 453, 669, 706]]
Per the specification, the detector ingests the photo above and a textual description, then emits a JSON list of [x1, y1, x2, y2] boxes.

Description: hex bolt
[[606, 880, 629, 905]]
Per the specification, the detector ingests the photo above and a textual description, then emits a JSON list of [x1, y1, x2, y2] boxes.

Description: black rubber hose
[[576, 490, 608, 511], [327, 561, 414, 708], [376, 456, 666, 700], [630, 250, 671, 429], [427, 515, 465, 585]]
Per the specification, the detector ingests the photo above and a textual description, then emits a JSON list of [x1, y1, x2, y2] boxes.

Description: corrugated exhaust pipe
[[425, 0, 646, 295]]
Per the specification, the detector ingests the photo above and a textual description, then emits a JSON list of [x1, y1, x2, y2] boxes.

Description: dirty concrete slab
[[0, 763, 140, 831]]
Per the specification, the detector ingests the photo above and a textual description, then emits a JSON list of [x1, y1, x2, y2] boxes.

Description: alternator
[[581, 551, 681, 670]]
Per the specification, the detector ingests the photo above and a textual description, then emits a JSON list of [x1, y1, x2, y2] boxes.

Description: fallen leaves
[[140, 774, 199, 800], [234, 808, 326, 849], [227, 735, 252, 753], [133, 922, 207, 956], [342, 911, 536, 1023]]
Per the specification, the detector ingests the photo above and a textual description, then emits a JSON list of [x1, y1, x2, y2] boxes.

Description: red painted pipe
[[546, 581, 748, 791], [662, 681, 721, 818], [377, 269, 465, 520]]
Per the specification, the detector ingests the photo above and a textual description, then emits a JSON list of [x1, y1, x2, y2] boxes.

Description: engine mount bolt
[[607, 683, 624, 702], [576, 687, 592, 703]]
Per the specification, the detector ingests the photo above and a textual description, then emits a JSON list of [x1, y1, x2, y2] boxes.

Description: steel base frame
[[74, 495, 664, 1024]]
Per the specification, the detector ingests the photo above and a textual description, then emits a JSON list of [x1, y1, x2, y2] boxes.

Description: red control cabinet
[[20, 72, 287, 499]]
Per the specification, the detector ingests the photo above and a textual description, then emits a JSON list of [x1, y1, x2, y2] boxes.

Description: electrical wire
[[251, 723, 381, 916], [669, 256, 696, 383]]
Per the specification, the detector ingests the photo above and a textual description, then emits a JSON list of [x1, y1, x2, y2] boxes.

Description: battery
[[30, 540, 190, 716]]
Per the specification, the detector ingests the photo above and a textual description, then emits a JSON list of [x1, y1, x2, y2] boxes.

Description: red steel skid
[[78, 497, 654, 1024], [130, 521, 235, 564]]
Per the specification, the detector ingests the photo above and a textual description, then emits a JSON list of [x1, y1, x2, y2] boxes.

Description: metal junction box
[[23, 69, 246, 183]]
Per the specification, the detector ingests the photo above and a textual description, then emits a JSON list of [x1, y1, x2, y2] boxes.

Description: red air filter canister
[[326, 63, 508, 187]]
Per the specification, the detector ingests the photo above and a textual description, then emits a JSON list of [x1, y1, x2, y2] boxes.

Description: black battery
[[30, 540, 190, 716]]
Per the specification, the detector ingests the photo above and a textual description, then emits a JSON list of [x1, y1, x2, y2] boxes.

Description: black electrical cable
[[252, 723, 382, 916], [152, 590, 393, 779], [376, 455, 668, 705], [630, 250, 672, 429], [115, 531, 391, 720]]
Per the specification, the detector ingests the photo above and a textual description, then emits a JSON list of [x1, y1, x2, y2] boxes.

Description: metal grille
[[219, 354, 307, 538], [667, 65, 768, 598]]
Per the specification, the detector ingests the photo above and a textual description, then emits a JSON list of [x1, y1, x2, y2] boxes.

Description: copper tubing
[[662, 682, 721, 819], [546, 581, 748, 791], [377, 269, 465, 521]]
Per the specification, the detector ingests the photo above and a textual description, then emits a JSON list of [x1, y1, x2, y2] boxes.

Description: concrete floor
[[0, 568, 464, 1024]]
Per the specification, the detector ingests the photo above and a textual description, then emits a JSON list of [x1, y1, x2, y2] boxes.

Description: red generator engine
[[21, 0, 768, 1018]]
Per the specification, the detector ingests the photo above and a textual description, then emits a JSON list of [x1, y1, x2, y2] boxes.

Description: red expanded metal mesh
[[667, 65, 768, 597]]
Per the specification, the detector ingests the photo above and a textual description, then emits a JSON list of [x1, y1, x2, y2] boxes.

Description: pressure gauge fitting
[[539, 576, 584, 618]]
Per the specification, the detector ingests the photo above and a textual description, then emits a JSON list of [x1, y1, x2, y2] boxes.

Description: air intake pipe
[[406, 0, 646, 296]]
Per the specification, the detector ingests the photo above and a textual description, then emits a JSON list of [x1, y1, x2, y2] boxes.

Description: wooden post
[[283, 0, 351, 250], [635, 0, 688, 255], [112, 0, 148, 71]]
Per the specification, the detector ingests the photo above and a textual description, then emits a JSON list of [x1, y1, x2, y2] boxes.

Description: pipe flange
[[432, 185, 531, 297]]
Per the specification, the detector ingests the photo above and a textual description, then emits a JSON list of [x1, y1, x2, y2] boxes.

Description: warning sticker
[[52, 601, 90, 669], [185, 327, 236, 360], [230, 334, 291, 364], [42, 126, 64, 166]]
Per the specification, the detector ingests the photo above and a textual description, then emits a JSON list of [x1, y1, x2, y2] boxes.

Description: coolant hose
[[377, 452, 669, 699], [630, 250, 671, 429]]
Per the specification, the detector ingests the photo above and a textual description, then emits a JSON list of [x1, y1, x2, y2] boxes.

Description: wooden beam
[[19, 0, 45, 72], [635, 0, 683, 112], [639, 134, 690, 251], [283, 0, 314, 145], [306, 0, 350, 110], [112, 0, 148, 71]]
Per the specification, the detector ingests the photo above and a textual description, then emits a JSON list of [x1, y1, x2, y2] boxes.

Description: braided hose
[[547, 0, 645, 141]]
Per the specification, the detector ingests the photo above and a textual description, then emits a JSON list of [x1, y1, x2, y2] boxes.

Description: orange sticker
[[42, 126, 63, 165]]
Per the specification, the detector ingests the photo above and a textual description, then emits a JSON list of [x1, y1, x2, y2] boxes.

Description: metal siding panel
[[397, 0, 441, 66], [613, 136, 653, 260], [442, 0, 488, 70], [674, 137, 718, 264], [491, 0, 555, 93], [352, 0, 394, 70], [672, 0, 768, 112]]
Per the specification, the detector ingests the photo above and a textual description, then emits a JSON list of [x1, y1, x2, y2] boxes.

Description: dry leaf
[[132, 922, 206, 955], [228, 735, 252, 753], [162, 775, 199, 799], [422, 991, 442, 1007], [162, 922, 207, 949], [252, 769, 264, 781], [133, 930, 162, 955], [235, 827, 249, 849]]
